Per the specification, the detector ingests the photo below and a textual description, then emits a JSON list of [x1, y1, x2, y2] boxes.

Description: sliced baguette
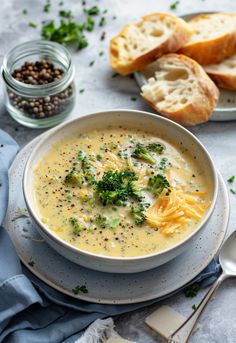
[[141, 54, 220, 126], [204, 54, 236, 90], [109, 13, 192, 75], [179, 13, 236, 65]]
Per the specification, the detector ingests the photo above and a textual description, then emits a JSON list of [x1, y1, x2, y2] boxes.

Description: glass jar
[[2, 40, 75, 128]]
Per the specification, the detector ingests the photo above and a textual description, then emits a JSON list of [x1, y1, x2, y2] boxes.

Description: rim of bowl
[[23, 109, 219, 262]]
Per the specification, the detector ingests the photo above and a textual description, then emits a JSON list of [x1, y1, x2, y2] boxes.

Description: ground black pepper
[[9, 60, 74, 119]]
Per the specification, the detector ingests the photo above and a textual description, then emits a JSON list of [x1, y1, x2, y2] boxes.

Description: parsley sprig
[[72, 284, 88, 294], [42, 20, 88, 50], [170, 0, 180, 9]]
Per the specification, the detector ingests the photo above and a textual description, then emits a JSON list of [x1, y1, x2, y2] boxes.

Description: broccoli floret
[[65, 169, 85, 186], [80, 195, 95, 207], [76, 150, 96, 184], [96, 170, 140, 206], [147, 174, 171, 197], [131, 143, 156, 165], [95, 214, 107, 228], [130, 203, 149, 225], [96, 154, 103, 161], [147, 142, 165, 155], [69, 217, 84, 235], [77, 150, 86, 161], [82, 157, 96, 184], [159, 157, 171, 171]]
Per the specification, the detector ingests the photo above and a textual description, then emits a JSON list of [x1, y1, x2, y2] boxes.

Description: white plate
[[134, 11, 236, 122], [3, 135, 229, 304]]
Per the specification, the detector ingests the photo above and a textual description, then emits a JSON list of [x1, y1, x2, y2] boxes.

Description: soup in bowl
[[23, 110, 218, 273]]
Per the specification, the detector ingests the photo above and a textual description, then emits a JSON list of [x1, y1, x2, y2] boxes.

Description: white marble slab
[[1, 0, 236, 342]]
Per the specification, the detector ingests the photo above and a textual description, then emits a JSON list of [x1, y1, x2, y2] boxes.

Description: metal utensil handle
[[168, 272, 227, 343]]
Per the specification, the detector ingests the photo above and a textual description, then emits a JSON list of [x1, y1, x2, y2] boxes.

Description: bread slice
[[141, 54, 220, 126], [204, 54, 236, 90], [179, 13, 236, 65], [109, 13, 192, 75]]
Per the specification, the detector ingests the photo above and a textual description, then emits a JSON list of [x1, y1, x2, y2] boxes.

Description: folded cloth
[[0, 129, 221, 343]]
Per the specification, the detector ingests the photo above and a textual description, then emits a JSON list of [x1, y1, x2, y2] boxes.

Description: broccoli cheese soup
[[34, 127, 212, 257]]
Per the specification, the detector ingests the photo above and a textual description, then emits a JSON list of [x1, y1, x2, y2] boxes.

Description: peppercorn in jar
[[2, 41, 75, 128]]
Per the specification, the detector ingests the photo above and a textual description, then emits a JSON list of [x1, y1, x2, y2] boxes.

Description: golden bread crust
[[110, 13, 192, 75], [141, 54, 220, 126], [179, 13, 236, 65]]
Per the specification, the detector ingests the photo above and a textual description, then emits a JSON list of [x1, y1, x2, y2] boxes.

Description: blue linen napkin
[[0, 129, 221, 343]]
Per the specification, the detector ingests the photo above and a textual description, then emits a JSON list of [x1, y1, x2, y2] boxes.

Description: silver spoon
[[168, 229, 236, 343]]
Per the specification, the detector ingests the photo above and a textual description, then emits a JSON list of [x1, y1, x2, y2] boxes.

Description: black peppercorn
[[9, 60, 74, 120]]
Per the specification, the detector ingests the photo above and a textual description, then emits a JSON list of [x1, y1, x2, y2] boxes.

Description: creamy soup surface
[[34, 127, 212, 257]]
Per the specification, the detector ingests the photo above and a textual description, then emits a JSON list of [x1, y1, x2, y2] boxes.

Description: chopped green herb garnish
[[95, 214, 108, 228], [99, 51, 104, 56], [112, 16, 117, 20], [22, 9, 28, 14], [59, 1, 64, 5], [96, 154, 103, 161], [185, 283, 200, 298], [28, 260, 35, 267], [41, 20, 88, 50], [29, 22, 37, 28], [230, 189, 236, 194], [79, 89, 85, 93], [59, 10, 73, 18], [81, 195, 95, 207], [84, 6, 100, 15], [228, 175, 235, 183], [69, 217, 84, 235], [44, 3, 51, 12], [110, 218, 119, 229], [192, 304, 196, 310], [103, 9, 108, 14], [65, 169, 85, 186], [159, 157, 171, 171], [83, 17, 94, 31], [107, 142, 118, 150], [89, 60, 95, 66], [72, 284, 88, 294], [130, 96, 137, 101], [99, 17, 106, 27], [170, 0, 180, 9]]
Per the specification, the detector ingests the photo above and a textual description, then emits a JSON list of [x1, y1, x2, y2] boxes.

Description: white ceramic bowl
[[23, 109, 218, 273]]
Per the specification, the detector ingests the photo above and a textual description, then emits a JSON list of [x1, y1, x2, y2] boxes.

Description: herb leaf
[[185, 283, 200, 298], [41, 20, 88, 50], [69, 217, 84, 235], [84, 6, 100, 15], [99, 17, 106, 27], [170, 0, 180, 9], [28, 260, 35, 267], [83, 17, 95, 32], [44, 3, 51, 12], [228, 175, 235, 183], [59, 10, 73, 18], [72, 284, 88, 294], [29, 22, 37, 28]]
